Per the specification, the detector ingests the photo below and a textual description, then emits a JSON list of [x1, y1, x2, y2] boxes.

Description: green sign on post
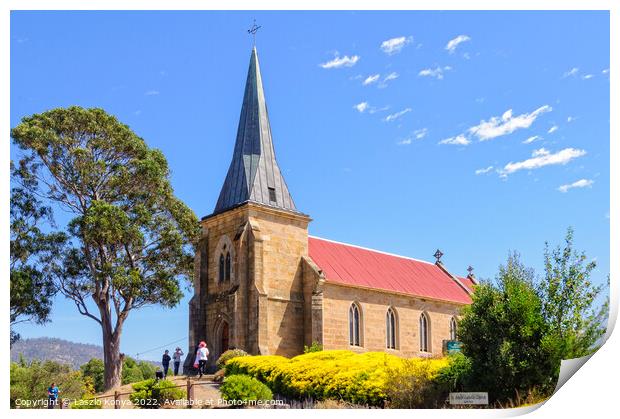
[[446, 340, 462, 354]]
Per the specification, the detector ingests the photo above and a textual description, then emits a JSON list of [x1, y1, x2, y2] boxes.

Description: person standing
[[162, 350, 171, 378], [47, 383, 59, 409], [193, 341, 209, 379], [172, 347, 184, 376]]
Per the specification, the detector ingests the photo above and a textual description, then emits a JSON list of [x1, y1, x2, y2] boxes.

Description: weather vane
[[467, 265, 474, 276], [247, 19, 261, 46]]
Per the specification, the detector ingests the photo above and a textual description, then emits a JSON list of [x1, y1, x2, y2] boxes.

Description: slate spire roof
[[214, 47, 297, 215]]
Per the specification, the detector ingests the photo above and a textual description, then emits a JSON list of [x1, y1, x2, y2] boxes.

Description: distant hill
[[10, 337, 160, 370]]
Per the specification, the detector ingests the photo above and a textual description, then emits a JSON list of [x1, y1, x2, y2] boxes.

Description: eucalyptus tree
[[11, 107, 200, 390]]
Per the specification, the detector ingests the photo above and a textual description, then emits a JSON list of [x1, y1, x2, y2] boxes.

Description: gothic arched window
[[386, 307, 397, 349], [349, 303, 361, 347], [225, 252, 231, 281], [450, 317, 457, 341], [218, 254, 225, 283], [419, 312, 429, 352]]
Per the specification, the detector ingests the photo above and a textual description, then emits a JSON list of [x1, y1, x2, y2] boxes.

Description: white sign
[[449, 392, 489, 405]]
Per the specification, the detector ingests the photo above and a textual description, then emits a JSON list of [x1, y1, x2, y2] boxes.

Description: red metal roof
[[458, 276, 477, 293], [308, 236, 472, 304]]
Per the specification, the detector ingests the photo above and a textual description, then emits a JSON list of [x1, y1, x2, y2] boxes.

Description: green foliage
[[137, 360, 158, 382], [220, 374, 273, 404], [80, 358, 105, 393], [539, 227, 607, 373], [216, 348, 249, 370], [79, 356, 156, 390], [458, 253, 553, 401], [10, 359, 87, 408], [434, 352, 472, 393], [10, 179, 68, 344], [303, 341, 323, 353], [11, 106, 200, 389], [129, 378, 185, 409], [457, 230, 607, 403]]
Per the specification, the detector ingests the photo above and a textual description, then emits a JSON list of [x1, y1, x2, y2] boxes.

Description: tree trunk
[[102, 321, 123, 391]]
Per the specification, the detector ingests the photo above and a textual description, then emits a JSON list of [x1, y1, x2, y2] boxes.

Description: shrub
[[303, 341, 323, 353], [216, 348, 249, 370], [10, 359, 87, 408], [220, 374, 273, 404], [80, 359, 105, 393], [383, 357, 449, 408], [435, 352, 473, 393], [225, 350, 449, 407], [129, 378, 185, 409]]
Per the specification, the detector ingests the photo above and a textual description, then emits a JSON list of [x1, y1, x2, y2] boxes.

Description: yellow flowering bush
[[225, 350, 450, 406]]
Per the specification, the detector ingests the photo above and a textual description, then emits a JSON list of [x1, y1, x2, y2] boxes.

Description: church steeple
[[214, 47, 297, 215]]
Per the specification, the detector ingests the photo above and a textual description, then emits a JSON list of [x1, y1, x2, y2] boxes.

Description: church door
[[220, 321, 229, 354]]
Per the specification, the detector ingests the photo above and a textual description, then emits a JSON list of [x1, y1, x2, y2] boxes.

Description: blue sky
[[10, 11, 609, 361]]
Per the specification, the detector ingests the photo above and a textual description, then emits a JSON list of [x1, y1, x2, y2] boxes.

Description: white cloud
[[418, 66, 452, 80], [378, 72, 399, 88], [383, 108, 412, 122], [354, 102, 369, 113], [532, 147, 550, 157], [439, 134, 471, 146], [145, 90, 160, 96], [558, 178, 594, 193], [567, 116, 574, 123], [384, 72, 399, 82], [320, 54, 360, 69], [602, 68, 610, 74], [563, 67, 579, 78], [499, 147, 587, 176], [547, 125, 559, 134], [380, 36, 412, 55], [414, 128, 428, 139], [523, 135, 541, 144], [363, 74, 380, 85], [475, 166, 494, 175], [368, 105, 390, 114], [397, 138, 412, 145], [445, 35, 471, 53], [582, 74, 594, 80], [469, 105, 552, 141]]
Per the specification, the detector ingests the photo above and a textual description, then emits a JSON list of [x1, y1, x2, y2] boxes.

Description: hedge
[[225, 350, 449, 406]]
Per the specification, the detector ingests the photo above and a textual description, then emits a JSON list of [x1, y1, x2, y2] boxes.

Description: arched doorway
[[220, 321, 229, 355]]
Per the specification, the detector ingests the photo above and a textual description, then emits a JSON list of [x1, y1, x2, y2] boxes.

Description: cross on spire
[[247, 19, 261, 46], [434, 249, 444, 263]]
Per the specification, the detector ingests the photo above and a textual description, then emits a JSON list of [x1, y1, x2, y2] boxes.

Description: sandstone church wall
[[321, 282, 464, 357]]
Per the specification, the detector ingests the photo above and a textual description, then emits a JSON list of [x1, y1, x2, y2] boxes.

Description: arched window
[[218, 254, 225, 283], [386, 307, 397, 349], [450, 317, 457, 341], [225, 252, 231, 281], [349, 303, 361, 346], [419, 313, 429, 352]]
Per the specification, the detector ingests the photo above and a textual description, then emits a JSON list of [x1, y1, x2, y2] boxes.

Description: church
[[185, 46, 476, 372]]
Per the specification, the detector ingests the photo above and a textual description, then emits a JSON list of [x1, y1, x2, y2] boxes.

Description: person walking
[[193, 341, 209, 379], [172, 347, 184, 376], [47, 383, 59, 409], [162, 350, 171, 378]]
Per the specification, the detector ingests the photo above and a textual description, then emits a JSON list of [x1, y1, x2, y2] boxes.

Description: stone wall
[[321, 282, 465, 357], [187, 202, 311, 368]]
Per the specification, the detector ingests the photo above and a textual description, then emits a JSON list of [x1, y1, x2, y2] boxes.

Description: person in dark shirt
[[162, 350, 171, 377]]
